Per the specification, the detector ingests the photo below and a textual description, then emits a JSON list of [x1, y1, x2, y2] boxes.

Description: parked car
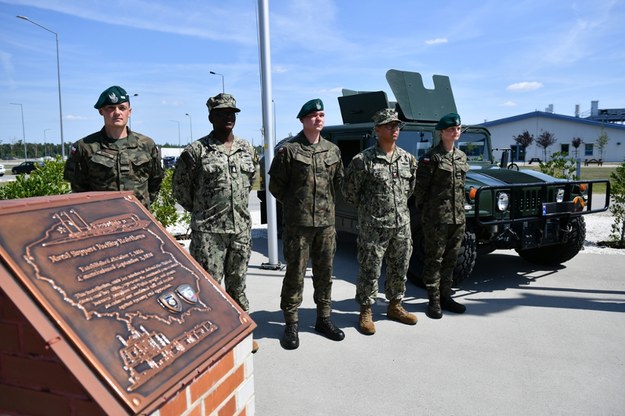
[[11, 161, 44, 175], [162, 156, 177, 169], [0, 163, 5, 176]]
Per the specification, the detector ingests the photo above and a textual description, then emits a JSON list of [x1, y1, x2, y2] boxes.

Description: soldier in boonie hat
[[93, 85, 129, 109], [206, 93, 241, 113], [296, 98, 324, 119], [372, 108, 402, 126], [435, 112, 461, 130]]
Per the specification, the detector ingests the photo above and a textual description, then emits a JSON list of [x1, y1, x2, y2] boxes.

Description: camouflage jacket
[[414, 143, 469, 225], [172, 133, 258, 233], [63, 128, 164, 208], [268, 132, 343, 227], [343, 144, 417, 229]]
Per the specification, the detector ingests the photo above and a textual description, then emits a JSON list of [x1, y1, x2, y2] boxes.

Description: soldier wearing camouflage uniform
[[342, 108, 418, 335], [268, 98, 345, 350], [172, 93, 259, 352], [415, 112, 469, 319], [64, 86, 164, 208]]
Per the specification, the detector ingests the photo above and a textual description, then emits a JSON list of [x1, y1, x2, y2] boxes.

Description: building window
[[584, 143, 594, 156], [560, 144, 569, 155]]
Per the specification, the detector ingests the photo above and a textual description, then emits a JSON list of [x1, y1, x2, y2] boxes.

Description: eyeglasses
[[382, 122, 405, 131]]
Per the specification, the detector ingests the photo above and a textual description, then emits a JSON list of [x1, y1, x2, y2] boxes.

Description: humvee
[[258, 69, 611, 285]]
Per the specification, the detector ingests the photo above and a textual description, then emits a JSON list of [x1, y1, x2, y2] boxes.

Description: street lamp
[[129, 93, 139, 129], [185, 113, 193, 143], [10, 102, 27, 160], [170, 120, 181, 147], [209, 71, 225, 93], [17, 16, 65, 159], [44, 128, 51, 157]]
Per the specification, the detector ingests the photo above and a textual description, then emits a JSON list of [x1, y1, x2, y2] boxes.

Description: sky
[[1, 0, 624, 151]]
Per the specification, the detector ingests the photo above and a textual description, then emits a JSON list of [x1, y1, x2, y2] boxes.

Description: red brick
[[1, 355, 85, 395], [21, 324, 53, 356], [189, 350, 235, 402], [159, 388, 188, 416], [0, 322, 20, 352], [0, 383, 71, 416], [204, 365, 244, 414], [71, 397, 107, 416], [218, 395, 236, 416]]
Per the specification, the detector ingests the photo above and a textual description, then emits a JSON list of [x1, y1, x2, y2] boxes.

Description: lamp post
[[17, 16, 65, 159], [44, 128, 51, 157], [209, 71, 225, 93], [10, 102, 27, 160], [170, 120, 181, 147], [129, 93, 139, 130], [185, 113, 193, 143]]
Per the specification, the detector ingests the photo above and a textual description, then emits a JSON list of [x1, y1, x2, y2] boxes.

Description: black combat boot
[[440, 285, 466, 314], [441, 296, 466, 314], [315, 317, 345, 341], [427, 291, 442, 319], [281, 322, 299, 350]]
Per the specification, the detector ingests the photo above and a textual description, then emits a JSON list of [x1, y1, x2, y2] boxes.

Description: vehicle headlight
[[496, 192, 509, 212], [556, 188, 565, 203]]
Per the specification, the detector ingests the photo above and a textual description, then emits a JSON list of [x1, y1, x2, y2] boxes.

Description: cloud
[[425, 38, 448, 45], [506, 81, 544, 92], [502, 101, 517, 107]]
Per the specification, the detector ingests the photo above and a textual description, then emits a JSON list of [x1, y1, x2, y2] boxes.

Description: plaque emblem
[[158, 292, 182, 313], [176, 284, 198, 304]]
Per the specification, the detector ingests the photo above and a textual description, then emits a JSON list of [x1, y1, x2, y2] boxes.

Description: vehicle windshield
[[397, 130, 433, 160], [458, 131, 491, 162]]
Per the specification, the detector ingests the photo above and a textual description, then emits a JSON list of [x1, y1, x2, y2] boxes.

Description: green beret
[[297, 98, 324, 118], [435, 112, 461, 130], [372, 108, 401, 126], [94, 86, 129, 109], [206, 93, 241, 112]]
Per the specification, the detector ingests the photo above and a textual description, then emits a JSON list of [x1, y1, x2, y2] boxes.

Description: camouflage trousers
[[422, 222, 465, 296], [355, 223, 412, 305], [189, 229, 252, 312], [280, 225, 336, 324]]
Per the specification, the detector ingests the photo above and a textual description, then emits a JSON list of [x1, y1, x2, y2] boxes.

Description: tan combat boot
[[387, 299, 418, 325], [359, 305, 376, 335]]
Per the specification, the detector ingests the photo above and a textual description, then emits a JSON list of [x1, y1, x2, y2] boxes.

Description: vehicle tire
[[407, 209, 477, 288], [507, 163, 519, 171], [516, 216, 586, 265]]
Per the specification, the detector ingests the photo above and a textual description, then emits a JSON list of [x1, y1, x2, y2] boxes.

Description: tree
[[513, 130, 534, 148], [609, 158, 625, 246], [571, 137, 582, 159], [596, 129, 609, 160], [536, 131, 557, 161]]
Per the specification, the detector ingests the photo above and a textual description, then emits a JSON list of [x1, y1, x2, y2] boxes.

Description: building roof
[[479, 110, 625, 131]]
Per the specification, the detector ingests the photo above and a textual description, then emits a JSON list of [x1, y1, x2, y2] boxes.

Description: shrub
[[538, 151, 578, 180], [151, 168, 190, 233], [609, 159, 625, 245], [0, 157, 70, 199]]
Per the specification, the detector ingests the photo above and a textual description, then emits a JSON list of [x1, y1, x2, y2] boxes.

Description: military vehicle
[[258, 69, 611, 285]]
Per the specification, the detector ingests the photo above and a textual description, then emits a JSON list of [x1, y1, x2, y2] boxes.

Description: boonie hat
[[297, 98, 324, 118], [206, 93, 241, 113], [435, 112, 462, 130], [372, 108, 401, 126], [94, 86, 129, 109]]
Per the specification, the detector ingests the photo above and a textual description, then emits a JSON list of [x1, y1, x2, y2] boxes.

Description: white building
[[481, 105, 625, 163]]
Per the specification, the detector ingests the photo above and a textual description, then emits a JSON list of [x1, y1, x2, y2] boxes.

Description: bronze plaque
[[0, 192, 255, 414]]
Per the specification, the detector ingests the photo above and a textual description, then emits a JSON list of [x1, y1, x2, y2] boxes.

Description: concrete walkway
[[248, 229, 625, 416]]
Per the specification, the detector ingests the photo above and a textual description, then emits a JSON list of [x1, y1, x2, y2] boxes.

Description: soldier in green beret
[[63, 86, 164, 208], [268, 98, 345, 350], [414, 112, 469, 319], [343, 108, 418, 335], [172, 93, 259, 353]]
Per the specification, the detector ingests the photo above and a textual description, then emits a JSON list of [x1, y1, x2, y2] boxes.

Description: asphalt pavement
[[247, 205, 625, 416]]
